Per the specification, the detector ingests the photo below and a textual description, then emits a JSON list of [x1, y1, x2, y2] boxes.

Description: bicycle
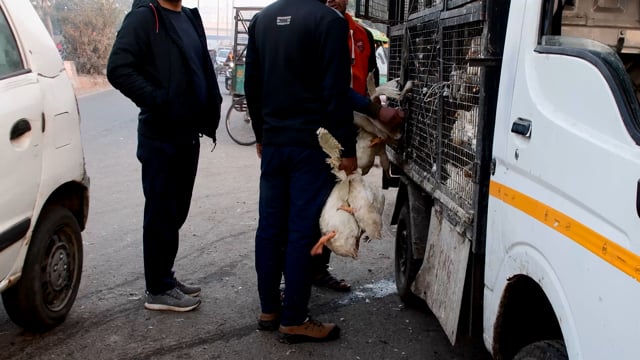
[[225, 96, 256, 146]]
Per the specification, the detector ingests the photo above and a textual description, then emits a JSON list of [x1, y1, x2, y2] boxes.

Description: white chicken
[[374, 77, 414, 103], [355, 125, 392, 176], [312, 128, 386, 258], [314, 169, 361, 258], [355, 127, 379, 176], [312, 128, 361, 258], [348, 171, 385, 240], [451, 106, 478, 149], [449, 64, 480, 104], [449, 64, 466, 102], [466, 36, 482, 60], [353, 75, 412, 176], [445, 162, 473, 201]]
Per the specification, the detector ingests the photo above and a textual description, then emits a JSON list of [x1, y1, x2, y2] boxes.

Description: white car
[[0, 0, 89, 332], [216, 47, 231, 67]]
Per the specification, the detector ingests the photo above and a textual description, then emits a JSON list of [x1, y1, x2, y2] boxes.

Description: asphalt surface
[[0, 83, 485, 359]]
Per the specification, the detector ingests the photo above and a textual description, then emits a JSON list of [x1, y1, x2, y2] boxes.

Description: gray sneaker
[[175, 279, 201, 297], [144, 288, 201, 312]]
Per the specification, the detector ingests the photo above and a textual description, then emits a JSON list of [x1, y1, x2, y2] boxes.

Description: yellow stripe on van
[[489, 180, 640, 282]]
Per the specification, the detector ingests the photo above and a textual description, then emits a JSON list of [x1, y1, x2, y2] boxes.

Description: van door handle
[[511, 118, 532, 137], [10, 119, 32, 140]]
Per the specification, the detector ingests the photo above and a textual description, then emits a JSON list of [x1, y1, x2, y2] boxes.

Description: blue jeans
[[255, 145, 334, 326], [137, 134, 199, 294]]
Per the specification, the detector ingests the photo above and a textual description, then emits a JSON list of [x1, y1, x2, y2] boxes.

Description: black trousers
[[255, 145, 334, 326], [137, 134, 199, 294]]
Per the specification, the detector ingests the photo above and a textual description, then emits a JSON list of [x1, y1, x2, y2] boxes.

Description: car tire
[[394, 202, 422, 304], [2, 206, 83, 332], [513, 340, 568, 360]]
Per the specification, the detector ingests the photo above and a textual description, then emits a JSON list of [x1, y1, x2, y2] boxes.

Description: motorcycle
[[224, 61, 233, 92]]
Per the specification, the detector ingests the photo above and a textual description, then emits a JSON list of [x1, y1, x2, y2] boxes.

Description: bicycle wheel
[[225, 97, 256, 146]]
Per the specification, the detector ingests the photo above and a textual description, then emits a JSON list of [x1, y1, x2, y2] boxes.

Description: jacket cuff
[[365, 101, 382, 119]]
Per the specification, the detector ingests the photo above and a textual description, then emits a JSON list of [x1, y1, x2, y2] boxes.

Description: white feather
[[451, 106, 478, 148], [445, 163, 473, 201], [319, 176, 360, 258], [317, 127, 343, 172], [348, 172, 385, 240]]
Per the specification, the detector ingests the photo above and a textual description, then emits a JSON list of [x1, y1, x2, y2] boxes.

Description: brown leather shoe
[[258, 312, 280, 331], [278, 317, 340, 344]]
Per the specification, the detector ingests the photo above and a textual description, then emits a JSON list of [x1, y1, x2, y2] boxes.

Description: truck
[[355, 0, 640, 358], [0, 0, 89, 332]]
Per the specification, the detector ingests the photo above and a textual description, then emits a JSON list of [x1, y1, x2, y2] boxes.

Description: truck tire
[[2, 206, 83, 332], [513, 340, 568, 360], [394, 203, 422, 304]]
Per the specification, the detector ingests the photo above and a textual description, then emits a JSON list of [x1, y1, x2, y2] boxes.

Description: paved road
[[0, 85, 483, 359]]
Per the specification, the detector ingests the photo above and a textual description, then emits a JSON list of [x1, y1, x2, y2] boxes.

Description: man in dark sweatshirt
[[244, 0, 354, 343], [107, 0, 222, 312]]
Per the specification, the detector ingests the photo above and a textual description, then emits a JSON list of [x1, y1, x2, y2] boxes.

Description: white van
[[357, 0, 640, 358], [0, 0, 89, 332]]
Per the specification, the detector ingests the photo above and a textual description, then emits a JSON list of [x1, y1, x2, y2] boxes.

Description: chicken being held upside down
[[311, 128, 385, 259], [354, 74, 412, 177]]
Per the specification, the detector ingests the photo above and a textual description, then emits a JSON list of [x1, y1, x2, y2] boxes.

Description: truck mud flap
[[412, 204, 470, 345]]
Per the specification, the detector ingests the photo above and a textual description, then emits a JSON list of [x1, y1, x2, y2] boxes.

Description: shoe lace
[[167, 288, 184, 299], [303, 317, 324, 330]]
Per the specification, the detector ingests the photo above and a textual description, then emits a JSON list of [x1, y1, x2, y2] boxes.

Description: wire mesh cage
[[446, 0, 477, 10], [355, 0, 390, 23], [388, 4, 485, 213], [365, 0, 488, 214], [388, 32, 403, 80], [440, 20, 483, 208], [403, 20, 441, 186], [408, 0, 444, 16]]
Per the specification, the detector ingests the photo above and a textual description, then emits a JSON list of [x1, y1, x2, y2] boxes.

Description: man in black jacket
[[245, 0, 353, 343], [311, 0, 382, 293], [107, 0, 222, 312]]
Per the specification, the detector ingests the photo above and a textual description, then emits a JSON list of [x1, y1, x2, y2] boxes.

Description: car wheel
[[394, 202, 422, 304], [2, 206, 83, 332], [513, 340, 568, 360]]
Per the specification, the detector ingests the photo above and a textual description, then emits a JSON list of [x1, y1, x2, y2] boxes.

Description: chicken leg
[[311, 231, 336, 256]]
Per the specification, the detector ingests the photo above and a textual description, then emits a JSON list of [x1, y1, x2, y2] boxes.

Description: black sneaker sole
[[278, 325, 341, 344]]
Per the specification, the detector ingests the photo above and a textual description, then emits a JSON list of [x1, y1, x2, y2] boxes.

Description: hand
[[338, 157, 357, 175], [256, 143, 262, 159], [378, 107, 405, 130]]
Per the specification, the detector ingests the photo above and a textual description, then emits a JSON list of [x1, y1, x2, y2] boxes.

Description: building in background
[[183, 0, 275, 50]]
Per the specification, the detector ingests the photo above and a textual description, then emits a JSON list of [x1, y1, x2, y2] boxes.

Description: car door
[[0, 4, 44, 277]]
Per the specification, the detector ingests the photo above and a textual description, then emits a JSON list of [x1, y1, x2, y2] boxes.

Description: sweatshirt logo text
[[277, 16, 291, 25]]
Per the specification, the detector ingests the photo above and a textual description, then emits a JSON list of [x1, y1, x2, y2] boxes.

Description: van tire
[[513, 340, 568, 360], [394, 203, 422, 304], [2, 206, 83, 332]]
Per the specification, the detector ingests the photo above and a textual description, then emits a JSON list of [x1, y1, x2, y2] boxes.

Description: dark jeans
[[311, 246, 332, 276], [137, 134, 199, 295], [255, 145, 334, 326]]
